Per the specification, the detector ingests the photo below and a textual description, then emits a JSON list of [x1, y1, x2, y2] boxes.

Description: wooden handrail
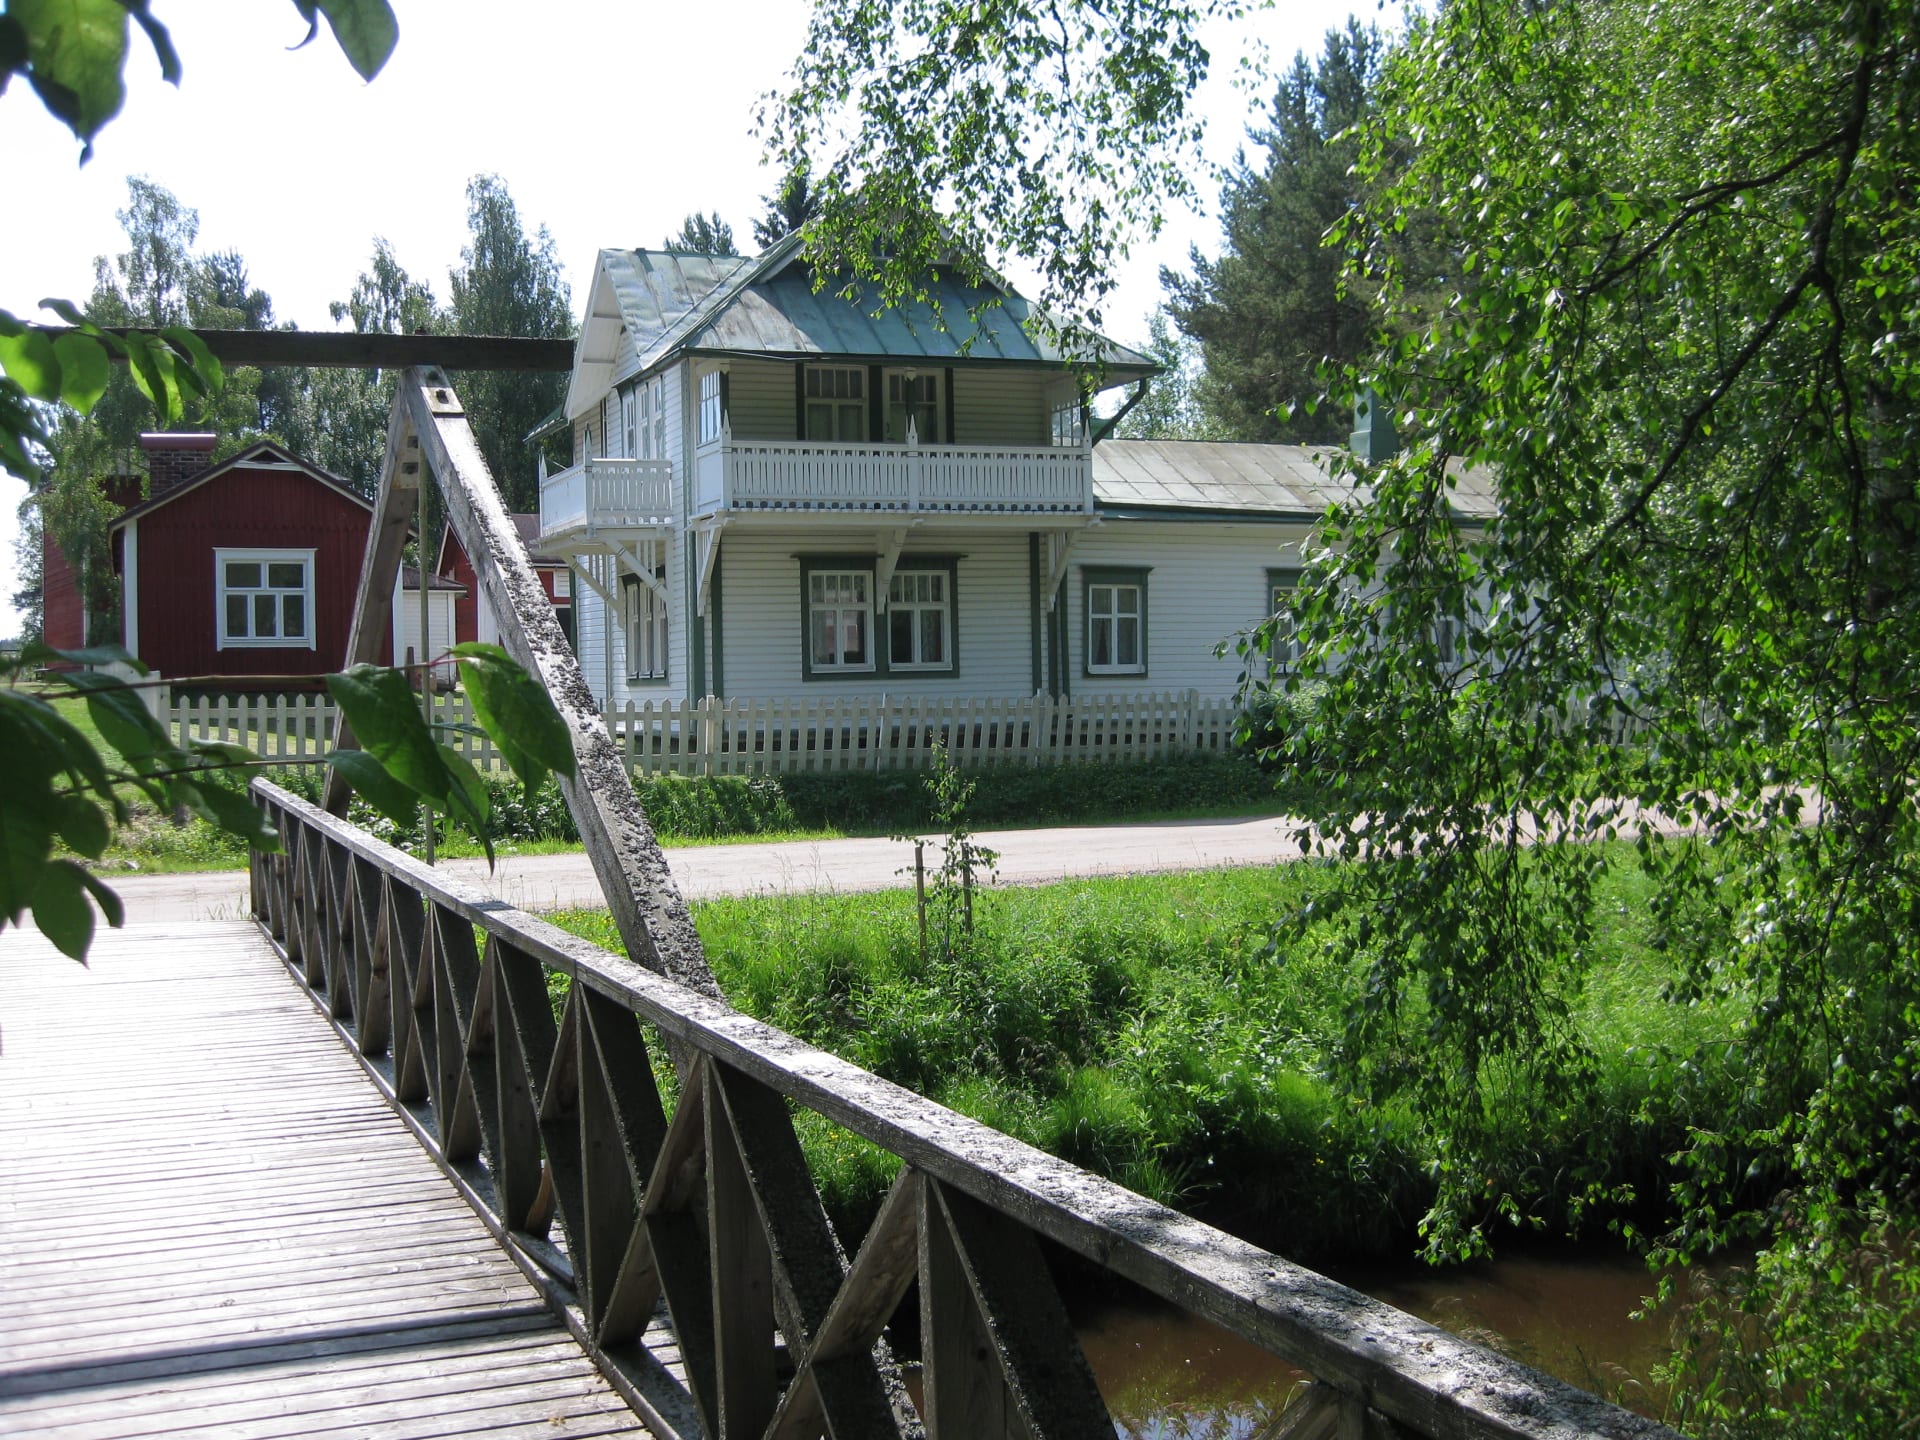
[[248, 775, 1678, 1440]]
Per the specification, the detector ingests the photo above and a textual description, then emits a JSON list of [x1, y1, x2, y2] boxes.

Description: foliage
[[551, 851, 1744, 1264], [3, 641, 573, 960], [23, 179, 292, 640], [666, 212, 738, 257], [1113, 305, 1215, 441], [751, 163, 819, 249], [1234, 0, 1920, 1410], [306, 238, 443, 494], [897, 743, 998, 970], [0, 0, 399, 536], [778, 753, 1279, 834], [763, 0, 1240, 342], [445, 175, 574, 512], [0, 1, 395, 159], [1165, 22, 1402, 443]]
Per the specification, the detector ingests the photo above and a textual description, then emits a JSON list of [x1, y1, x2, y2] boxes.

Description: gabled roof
[[1091, 440, 1498, 521], [108, 441, 372, 530], [566, 236, 1156, 416]]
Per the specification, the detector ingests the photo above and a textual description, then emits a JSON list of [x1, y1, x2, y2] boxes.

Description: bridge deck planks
[[0, 921, 659, 1439]]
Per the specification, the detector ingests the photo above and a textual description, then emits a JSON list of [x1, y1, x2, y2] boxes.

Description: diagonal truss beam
[[327, 368, 718, 999]]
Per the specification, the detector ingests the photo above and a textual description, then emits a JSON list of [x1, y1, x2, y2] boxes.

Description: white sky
[[1, 0, 1373, 637]]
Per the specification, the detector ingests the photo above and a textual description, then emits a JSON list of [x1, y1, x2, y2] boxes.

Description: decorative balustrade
[[250, 775, 1676, 1440], [694, 437, 1093, 516], [540, 456, 676, 538]]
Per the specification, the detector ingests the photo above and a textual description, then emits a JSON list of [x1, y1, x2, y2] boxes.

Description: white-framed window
[[805, 567, 873, 673], [885, 371, 940, 443], [805, 366, 867, 442], [887, 567, 952, 670], [698, 369, 724, 444], [553, 569, 572, 599], [216, 548, 316, 650], [623, 573, 668, 681], [580, 422, 595, 462], [1266, 567, 1302, 669], [1083, 567, 1148, 675], [621, 386, 638, 458], [1051, 398, 1086, 446]]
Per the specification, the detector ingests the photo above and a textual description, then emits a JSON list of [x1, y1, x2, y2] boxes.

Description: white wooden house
[[537, 238, 1497, 714]]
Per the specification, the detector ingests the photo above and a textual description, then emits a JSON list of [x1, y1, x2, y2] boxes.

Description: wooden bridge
[[0, 373, 1679, 1440]]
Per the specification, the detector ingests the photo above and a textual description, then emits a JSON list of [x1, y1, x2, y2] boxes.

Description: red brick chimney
[[139, 432, 218, 500], [100, 471, 143, 510]]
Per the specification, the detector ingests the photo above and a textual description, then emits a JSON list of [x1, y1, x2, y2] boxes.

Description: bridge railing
[[249, 776, 1673, 1440]]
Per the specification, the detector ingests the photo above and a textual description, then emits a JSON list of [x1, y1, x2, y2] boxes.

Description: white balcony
[[538, 457, 675, 542], [693, 437, 1093, 517]]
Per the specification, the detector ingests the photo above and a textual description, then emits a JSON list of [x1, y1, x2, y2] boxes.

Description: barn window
[[216, 548, 316, 650]]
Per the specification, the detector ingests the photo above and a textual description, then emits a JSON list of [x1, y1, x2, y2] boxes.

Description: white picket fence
[[167, 689, 1242, 776]]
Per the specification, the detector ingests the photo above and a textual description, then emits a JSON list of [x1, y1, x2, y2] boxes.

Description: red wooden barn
[[87, 433, 387, 685]]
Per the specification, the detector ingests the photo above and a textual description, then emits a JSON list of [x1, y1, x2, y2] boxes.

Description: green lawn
[[546, 849, 1745, 1267]]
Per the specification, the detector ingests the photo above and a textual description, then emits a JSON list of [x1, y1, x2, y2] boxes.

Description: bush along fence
[[168, 689, 1242, 774]]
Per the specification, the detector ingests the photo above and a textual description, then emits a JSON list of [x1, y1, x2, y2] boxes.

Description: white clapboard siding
[[726, 358, 795, 440], [951, 367, 1053, 445]]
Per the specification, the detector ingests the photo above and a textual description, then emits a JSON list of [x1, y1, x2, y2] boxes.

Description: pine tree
[[665, 211, 738, 257], [446, 175, 574, 512], [1165, 23, 1390, 444], [752, 165, 818, 249]]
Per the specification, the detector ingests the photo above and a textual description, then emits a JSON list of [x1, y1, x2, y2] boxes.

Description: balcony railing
[[694, 436, 1093, 516], [539, 456, 675, 539]]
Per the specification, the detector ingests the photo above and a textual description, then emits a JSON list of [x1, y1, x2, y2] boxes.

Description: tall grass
[[550, 850, 1745, 1264]]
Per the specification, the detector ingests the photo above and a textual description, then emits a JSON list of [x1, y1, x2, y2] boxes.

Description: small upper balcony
[[538, 456, 675, 545], [693, 433, 1093, 519]]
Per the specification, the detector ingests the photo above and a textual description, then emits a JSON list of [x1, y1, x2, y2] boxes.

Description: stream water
[[1074, 1252, 1679, 1438]]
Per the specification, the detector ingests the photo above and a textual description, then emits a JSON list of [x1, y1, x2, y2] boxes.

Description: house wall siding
[[714, 527, 1036, 700], [951, 368, 1052, 446], [1064, 519, 1312, 695], [725, 359, 795, 440], [41, 525, 87, 652]]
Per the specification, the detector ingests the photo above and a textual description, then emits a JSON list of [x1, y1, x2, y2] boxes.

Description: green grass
[[547, 852, 1745, 1264], [74, 754, 1291, 872]]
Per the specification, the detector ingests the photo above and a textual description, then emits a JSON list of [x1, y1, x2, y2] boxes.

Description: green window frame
[[800, 554, 960, 681], [1266, 566, 1303, 670], [1081, 565, 1149, 677]]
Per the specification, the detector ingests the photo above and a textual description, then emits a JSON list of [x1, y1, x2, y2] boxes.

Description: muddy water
[[1074, 1253, 1677, 1438]]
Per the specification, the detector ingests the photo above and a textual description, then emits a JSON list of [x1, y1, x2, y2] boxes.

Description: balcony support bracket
[[609, 537, 669, 603], [1044, 527, 1084, 612], [694, 520, 728, 618], [872, 525, 916, 613]]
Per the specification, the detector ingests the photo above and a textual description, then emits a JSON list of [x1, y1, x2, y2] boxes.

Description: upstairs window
[[805, 366, 867, 442], [886, 371, 940, 443], [620, 386, 638, 458], [1051, 398, 1086, 446], [647, 375, 665, 459], [217, 549, 315, 649], [698, 369, 725, 444], [887, 567, 953, 671]]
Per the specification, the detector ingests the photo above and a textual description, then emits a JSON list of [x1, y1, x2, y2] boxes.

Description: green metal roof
[[600, 237, 1156, 385]]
